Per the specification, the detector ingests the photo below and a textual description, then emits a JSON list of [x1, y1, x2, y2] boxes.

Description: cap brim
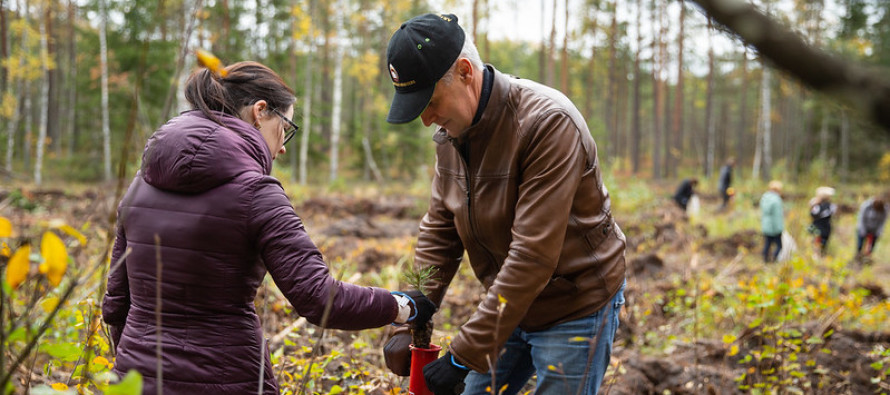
[[386, 85, 435, 124]]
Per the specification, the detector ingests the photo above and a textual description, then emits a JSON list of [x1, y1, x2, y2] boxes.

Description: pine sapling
[[402, 265, 438, 349]]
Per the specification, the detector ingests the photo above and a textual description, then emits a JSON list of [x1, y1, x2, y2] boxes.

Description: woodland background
[[1, 0, 889, 185]]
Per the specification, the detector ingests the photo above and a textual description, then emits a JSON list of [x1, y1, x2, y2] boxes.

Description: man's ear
[[457, 59, 473, 81]]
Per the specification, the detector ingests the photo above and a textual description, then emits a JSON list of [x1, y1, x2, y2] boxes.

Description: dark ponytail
[[184, 61, 295, 123]]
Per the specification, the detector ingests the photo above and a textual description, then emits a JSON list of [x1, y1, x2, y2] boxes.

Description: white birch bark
[[99, 0, 111, 181], [328, 7, 344, 184], [760, 66, 772, 180], [299, 3, 313, 185], [34, 2, 49, 185]]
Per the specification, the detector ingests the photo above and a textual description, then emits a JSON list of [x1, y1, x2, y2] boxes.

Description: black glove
[[423, 351, 469, 395], [403, 290, 437, 328], [383, 328, 412, 376]]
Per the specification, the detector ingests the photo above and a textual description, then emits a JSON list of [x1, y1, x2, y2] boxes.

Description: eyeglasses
[[271, 108, 299, 146]]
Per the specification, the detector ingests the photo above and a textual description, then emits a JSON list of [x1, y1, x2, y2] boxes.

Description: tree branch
[[686, 0, 890, 132]]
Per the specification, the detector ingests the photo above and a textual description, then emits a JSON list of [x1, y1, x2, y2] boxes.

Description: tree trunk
[[546, 0, 557, 87], [840, 110, 849, 182], [0, 0, 7, 93], [606, 1, 618, 160], [670, 1, 685, 178], [760, 65, 772, 180], [299, 1, 314, 185], [34, 2, 49, 185], [45, 3, 58, 155], [65, 0, 76, 157], [736, 49, 747, 175], [161, 0, 202, 123], [99, 0, 111, 181], [704, 17, 716, 178], [631, 0, 642, 174], [819, 109, 828, 167], [560, 0, 569, 94], [329, 8, 343, 184], [583, 3, 598, 122], [650, 0, 661, 179], [538, 0, 546, 83]]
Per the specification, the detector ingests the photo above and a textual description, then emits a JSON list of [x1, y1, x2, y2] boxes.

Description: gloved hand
[[383, 328, 412, 376], [423, 351, 469, 395], [403, 290, 437, 327]]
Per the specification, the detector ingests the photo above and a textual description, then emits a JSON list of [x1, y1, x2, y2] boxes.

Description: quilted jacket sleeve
[[248, 176, 398, 330], [102, 223, 131, 349]]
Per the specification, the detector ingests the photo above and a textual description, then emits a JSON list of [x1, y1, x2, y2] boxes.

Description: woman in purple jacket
[[101, 60, 434, 394]]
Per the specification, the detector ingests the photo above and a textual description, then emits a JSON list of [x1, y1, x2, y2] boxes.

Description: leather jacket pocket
[[583, 219, 614, 252], [538, 275, 578, 298]]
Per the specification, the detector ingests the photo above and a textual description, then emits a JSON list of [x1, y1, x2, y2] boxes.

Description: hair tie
[[196, 49, 228, 78]]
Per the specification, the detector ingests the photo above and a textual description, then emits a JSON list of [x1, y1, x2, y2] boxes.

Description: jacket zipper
[[451, 138, 499, 273]]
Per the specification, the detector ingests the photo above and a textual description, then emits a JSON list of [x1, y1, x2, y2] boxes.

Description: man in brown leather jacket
[[383, 13, 627, 395]]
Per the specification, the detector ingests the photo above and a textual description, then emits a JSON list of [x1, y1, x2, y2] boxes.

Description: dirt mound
[[699, 230, 759, 257]]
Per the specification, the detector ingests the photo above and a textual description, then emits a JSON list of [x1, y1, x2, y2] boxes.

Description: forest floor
[[2, 180, 890, 394]]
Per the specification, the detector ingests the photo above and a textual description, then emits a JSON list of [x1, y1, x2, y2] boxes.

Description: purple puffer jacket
[[101, 110, 397, 394]]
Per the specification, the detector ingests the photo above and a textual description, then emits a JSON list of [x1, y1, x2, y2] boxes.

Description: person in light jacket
[[760, 180, 784, 263], [101, 57, 434, 394]]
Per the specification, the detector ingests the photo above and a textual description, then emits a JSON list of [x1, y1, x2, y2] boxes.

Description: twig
[[269, 317, 308, 355], [297, 272, 342, 395]]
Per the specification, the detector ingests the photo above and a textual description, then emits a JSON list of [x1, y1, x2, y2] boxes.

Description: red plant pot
[[408, 344, 442, 395]]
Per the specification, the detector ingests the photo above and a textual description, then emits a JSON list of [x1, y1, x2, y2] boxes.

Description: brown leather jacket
[[416, 66, 626, 372]]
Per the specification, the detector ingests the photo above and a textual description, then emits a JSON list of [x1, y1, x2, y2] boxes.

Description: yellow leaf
[[41, 231, 68, 287], [5, 244, 31, 289], [92, 355, 110, 367], [56, 224, 87, 246], [0, 217, 11, 237], [728, 345, 739, 357], [497, 294, 507, 305], [41, 296, 59, 313], [196, 49, 227, 77], [1, 242, 9, 257], [51, 382, 68, 390]]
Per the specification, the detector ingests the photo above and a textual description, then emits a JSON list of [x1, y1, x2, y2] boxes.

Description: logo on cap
[[389, 64, 399, 82]]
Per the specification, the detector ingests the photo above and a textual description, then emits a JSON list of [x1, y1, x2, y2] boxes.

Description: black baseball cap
[[385, 13, 466, 124]]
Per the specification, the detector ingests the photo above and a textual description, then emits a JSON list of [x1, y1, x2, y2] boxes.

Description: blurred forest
[[1, 0, 889, 187]]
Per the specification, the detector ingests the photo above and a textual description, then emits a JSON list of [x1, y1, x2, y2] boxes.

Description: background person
[[382, 13, 626, 395], [760, 180, 784, 263], [856, 195, 888, 258], [673, 178, 698, 212], [101, 58, 435, 394], [718, 158, 735, 209], [809, 186, 837, 255]]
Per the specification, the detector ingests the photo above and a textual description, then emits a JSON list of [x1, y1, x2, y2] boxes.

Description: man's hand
[[383, 329, 412, 376], [423, 351, 469, 395], [404, 290, 436, 327]]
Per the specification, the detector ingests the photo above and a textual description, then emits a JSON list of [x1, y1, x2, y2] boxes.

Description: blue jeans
[[762, 233, 782, 262], [462, 280, 626, 395]]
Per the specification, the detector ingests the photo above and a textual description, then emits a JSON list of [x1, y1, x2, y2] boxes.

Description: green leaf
[[44, 342, 80, 362], [329, 385, 344, 394], [104, 370, 143, 395]]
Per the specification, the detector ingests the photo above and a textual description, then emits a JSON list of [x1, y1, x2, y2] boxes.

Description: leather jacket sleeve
[[415, 167, 466, 308]]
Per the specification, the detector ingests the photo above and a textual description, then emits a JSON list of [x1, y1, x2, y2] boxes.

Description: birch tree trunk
[[299, 2, 314, 185], [99, 0, 111, 181], [760, 66, 772, 180], [546, 0, 557, 87], [606, 1, 618, 160], [161, 0, 202, 122], [34, 1, 49, 185], [328, 7, 344, 184]]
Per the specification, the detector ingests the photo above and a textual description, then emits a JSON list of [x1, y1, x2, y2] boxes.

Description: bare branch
[[686, 0, 890, 132]]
